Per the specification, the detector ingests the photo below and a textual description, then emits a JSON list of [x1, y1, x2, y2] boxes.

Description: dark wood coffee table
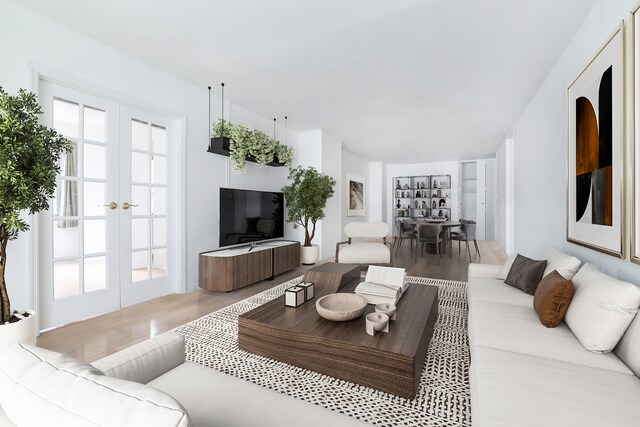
[[238, 276, 438, 399]]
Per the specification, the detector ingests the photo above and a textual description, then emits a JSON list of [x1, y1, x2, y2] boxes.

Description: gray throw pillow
[[504, 254, 547, 295]]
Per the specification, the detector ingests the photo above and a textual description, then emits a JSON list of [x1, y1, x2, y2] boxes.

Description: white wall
[[320, 131, 342, 260], [511, 0, 640, 283], [386, 161, 461, 235], [0, 0, 310, 312], [368, 162, 383, 222]]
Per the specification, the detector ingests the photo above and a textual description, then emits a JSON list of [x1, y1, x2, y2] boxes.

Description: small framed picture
[[346, 173, 365, 217]]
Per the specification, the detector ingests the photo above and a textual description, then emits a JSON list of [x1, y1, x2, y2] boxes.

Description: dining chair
[[449, 220, 480, 261], [395, 221, 417, 255], [415, 223, 444, 264]]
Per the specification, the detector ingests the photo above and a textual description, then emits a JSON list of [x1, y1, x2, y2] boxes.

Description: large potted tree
[[282, 166, 336, 265], [0, 87, 72, 351]]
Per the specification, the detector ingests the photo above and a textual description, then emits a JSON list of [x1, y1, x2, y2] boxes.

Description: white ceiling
[[14, 0, 595, 163]]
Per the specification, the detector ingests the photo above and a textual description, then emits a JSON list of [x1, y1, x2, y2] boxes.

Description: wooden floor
[[36, 240, 506, 363]]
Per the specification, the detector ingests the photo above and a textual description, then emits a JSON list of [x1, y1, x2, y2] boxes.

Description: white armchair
[[335, 222, 393, 266]]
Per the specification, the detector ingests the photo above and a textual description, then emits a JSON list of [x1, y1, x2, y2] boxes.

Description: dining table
[[406, 219, 462, 258]]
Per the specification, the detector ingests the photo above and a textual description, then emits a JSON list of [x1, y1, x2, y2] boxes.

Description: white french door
[[38, 81, 175, 330], [119, 106, 172, 307]]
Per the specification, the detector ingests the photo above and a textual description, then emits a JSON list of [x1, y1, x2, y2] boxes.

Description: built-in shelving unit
[[392, 175, 452, 224]]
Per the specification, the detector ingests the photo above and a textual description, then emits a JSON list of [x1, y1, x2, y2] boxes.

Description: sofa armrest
[[335, 239, 351, 261], [92, 331, 185, 384], [468, 263, 502, 280]]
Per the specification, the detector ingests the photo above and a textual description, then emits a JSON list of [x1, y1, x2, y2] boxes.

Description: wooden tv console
[[199, 240, 300, 292]]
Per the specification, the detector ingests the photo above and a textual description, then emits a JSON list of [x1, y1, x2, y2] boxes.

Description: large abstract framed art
[[567, 23, 624, 258], [634, 8, 640, 264]]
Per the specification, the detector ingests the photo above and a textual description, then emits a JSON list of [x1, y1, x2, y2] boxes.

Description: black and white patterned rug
[[174, 276, 471, 426]]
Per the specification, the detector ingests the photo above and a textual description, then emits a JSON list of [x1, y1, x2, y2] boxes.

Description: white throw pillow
[[497, 254, 517, 280], [0, 344, 191, 427], [565, 263, 640, 353], [543, 246, 582, 279]]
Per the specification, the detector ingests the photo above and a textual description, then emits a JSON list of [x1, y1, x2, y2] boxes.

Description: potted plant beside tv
[[282, 166, 336, 265], [0, 87, 72, 351]]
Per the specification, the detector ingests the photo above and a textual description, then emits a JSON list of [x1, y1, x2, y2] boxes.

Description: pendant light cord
[[221, 82, 225, 136], [208, 86, 211, 150]]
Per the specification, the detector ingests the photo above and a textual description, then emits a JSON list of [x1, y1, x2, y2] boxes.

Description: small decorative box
[[285, 286, 305, 307], [298, 281, 315, 301]]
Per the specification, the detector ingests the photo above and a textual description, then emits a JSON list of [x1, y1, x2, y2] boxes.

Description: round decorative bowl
[[316, 293, 368, 321]]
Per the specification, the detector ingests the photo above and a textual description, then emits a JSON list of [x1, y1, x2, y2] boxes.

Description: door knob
[[122, 202, 139, 210], [100, 202, 118, 210]]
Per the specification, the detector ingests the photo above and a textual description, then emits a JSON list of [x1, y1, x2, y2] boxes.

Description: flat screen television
[[219, 188, 285, 247]]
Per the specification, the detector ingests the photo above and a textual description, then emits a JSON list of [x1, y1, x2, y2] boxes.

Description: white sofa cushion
[[0, 344, 191, 427], [565, 263, 640, 353], [468, 263, 502, 279], [92, 331, 185, 384], [469, 301, 632, 374], [542, 246, 582, 279], [496, 254, 516, 280], [148, 361, 369, 427], [467, 277, 533, 308], [337, 242, 390, 264], [470, 346, 640, 427], [615, 312, 640, 377]]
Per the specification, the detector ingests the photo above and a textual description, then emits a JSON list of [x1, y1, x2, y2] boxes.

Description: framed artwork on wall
[[633, 8, 640, 264], [346, 173, 366, 217], [566, 22, 624, 258]]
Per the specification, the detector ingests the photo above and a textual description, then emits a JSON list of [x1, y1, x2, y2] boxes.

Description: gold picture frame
[[566, 22, 625, 258]]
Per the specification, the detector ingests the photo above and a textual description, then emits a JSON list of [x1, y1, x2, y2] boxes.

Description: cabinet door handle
[[122, 202, 139, 210], [100, 202, 118, 210]]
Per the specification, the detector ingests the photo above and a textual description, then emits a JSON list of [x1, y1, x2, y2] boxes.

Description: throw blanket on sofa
[[175, 276, 471, 427]]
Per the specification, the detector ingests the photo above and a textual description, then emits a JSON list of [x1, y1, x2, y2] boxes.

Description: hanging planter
[[206, 84, 294, 172]]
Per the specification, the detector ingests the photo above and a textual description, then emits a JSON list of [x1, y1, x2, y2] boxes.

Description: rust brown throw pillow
[[504, 254, 547, 295], [534, 270, 574, 328]]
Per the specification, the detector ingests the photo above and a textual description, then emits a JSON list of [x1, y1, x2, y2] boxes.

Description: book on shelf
[[355, 266, 407, 305]]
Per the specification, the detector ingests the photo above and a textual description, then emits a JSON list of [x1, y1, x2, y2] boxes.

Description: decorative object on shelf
[[282, 166, 336, 265], [366, 312, 390, 336], [414, 200, 418, 208], [0, 87, 73, 350], [403, 183, 409, 189], [436, 189, 441, 197], [375, 303, 397, 321], [396, 181, 401, 190], [422, 201, 427, 209], [346, 173, 366, 217], [285, 285, 306, 307], [401, 191, 404, 198], [439, 199, 446, 207], [316, 293, 367, 321], [415, 190, 420, 198], [299, 282, 315, 301], [396, 199, 401, 209], [566, 23, 623, 258], [207, 84, 293, 172], [432, 200, 437, 209], [433, 179, 437, 188], [421, 181, 425, 189]]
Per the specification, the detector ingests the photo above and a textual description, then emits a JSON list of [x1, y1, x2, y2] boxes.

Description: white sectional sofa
[[468, 253, 640, 426], [0, 332, 368, 426]]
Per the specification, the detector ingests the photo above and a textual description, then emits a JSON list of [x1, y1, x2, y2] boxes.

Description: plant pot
[[207, 137, 285, 167], [0, 310, 37, 353], [301, 245, 320, 265]]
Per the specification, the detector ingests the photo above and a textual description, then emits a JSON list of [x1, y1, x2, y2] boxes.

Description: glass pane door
[[39, 82, 120, 330], [119, 107, 172, 307]]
